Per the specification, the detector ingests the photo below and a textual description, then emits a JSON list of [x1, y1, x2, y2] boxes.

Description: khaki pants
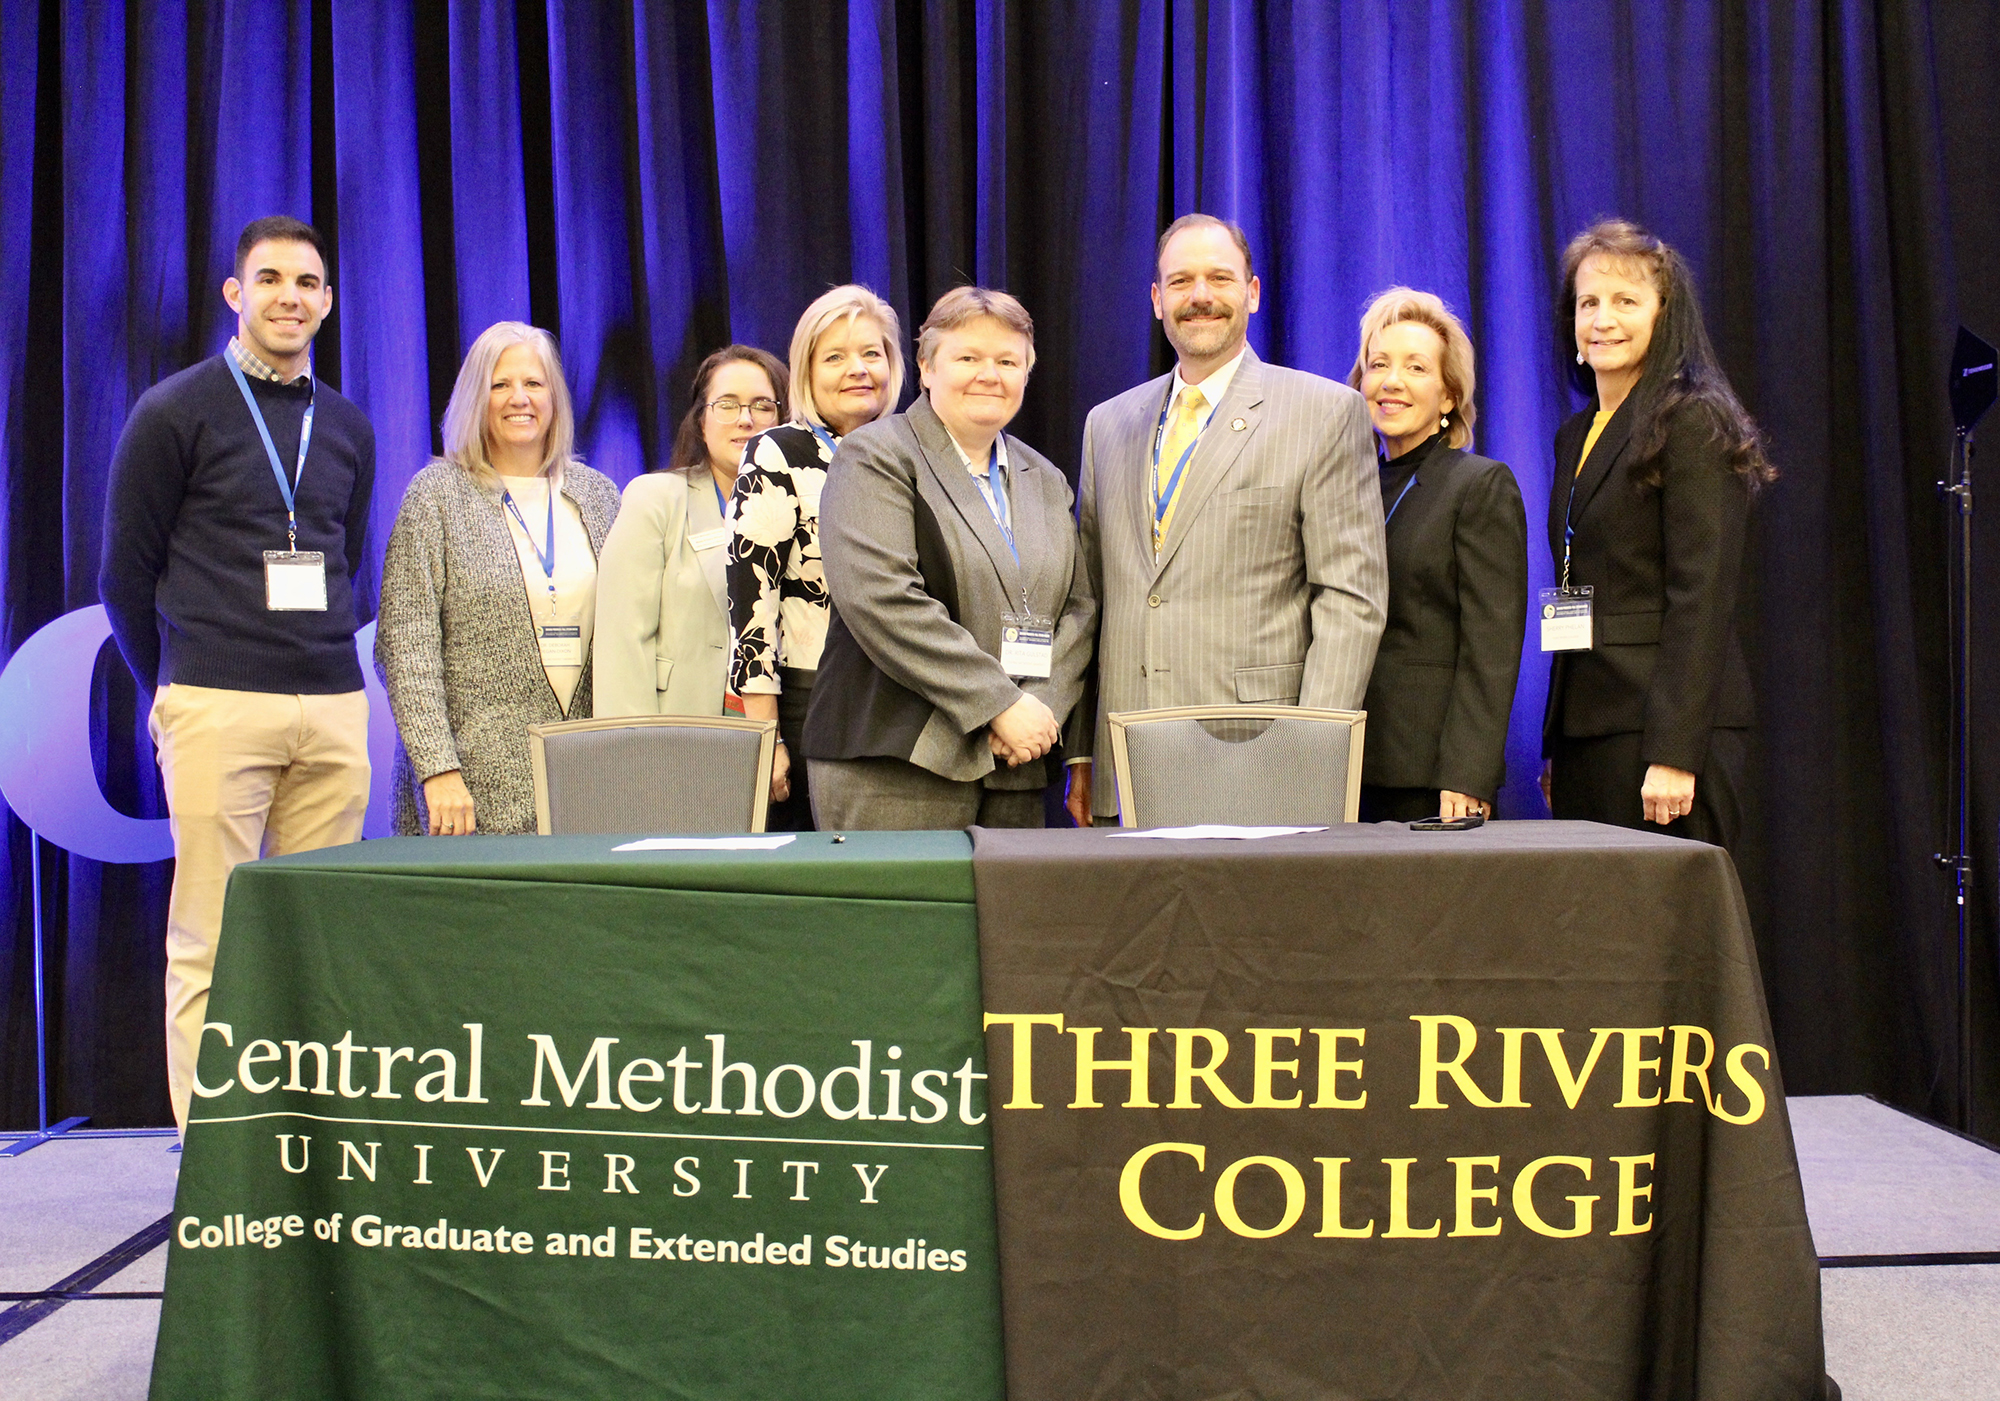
[[151, 684, 370, 1134]]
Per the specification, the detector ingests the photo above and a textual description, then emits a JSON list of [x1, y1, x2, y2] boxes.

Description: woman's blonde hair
[[1347, 288, 1477, 450], [441, 322, 577, 482], [916, 286, 1036, 371], [788, 285, 904, 431]]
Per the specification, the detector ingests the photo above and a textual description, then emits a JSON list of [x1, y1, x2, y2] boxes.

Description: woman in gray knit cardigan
[[375, 322, 621, 835]]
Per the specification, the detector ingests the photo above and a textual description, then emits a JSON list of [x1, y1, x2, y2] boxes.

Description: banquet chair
[[527, 715, 778, 836], [1105, 705, 1367, 828]]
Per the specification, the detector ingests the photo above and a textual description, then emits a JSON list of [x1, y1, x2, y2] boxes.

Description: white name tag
[[689, 526, 731, 552], [538, 623, 583, 668], [264, 551, 328, 611], [1000, 612, 1055, 679], [1539, 586, 1594, 652]]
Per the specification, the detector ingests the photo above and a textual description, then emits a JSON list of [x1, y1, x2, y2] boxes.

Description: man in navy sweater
[[100, 216, 376, 1135]]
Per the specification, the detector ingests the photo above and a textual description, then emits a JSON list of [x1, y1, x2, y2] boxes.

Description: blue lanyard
[[501, 479, 558, 609], [713, 475, 729, 520], [227, 355, 315, 550], [1384, 472, 1419, 525], [1150, 394, 1203, 530], [807, 422, 839, 459], [1560, 410, 1608, 584], [1561, 465, 1584, 590], [970, 446, 1019, 565]]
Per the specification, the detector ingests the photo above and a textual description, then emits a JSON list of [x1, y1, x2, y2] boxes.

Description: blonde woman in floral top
[[728, 286, 905, 829]]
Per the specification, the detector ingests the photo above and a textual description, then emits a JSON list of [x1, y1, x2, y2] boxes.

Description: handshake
[[987, 693, 1060, 768]]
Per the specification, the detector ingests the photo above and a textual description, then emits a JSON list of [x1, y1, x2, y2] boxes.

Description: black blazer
[[1361, 443, 1527, 799], [1542, 398, 1755, 773]]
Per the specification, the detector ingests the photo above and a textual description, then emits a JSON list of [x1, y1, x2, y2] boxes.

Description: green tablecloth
[[150, 832, 1002, 1401], [153, 823, 1829, 1401]]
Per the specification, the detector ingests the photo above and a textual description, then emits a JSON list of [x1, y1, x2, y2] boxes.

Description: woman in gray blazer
[[803, 287, 1097, 830], [593, 346, 787, 721], [1348, 289, 1527, 823], [376, 322, 621, 835]]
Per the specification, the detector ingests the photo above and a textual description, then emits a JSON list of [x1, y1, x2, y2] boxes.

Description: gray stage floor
[[1789, 1096, 2000, 1400], [0, 1132, 176, 1401], [2, 1095, 1996, 1399]]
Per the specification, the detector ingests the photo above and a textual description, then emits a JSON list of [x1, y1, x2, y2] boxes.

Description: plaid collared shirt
[[229, 336, 312, 388]]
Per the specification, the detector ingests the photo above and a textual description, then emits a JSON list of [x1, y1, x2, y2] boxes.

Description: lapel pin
[[1231, 417, 1247, 432]]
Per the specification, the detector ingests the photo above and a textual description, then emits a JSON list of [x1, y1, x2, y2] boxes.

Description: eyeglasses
[[706, 397, 781, 423]]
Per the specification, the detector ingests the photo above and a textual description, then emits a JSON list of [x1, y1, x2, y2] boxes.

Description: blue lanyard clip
[[227, 355, 316, 551], [971, 445, 1019, 566], [502, 480, 559, 607]]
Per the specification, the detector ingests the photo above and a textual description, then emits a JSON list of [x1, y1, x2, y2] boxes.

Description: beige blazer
[[592, 470, 731, 717], [1077, 346, 1388, 816]]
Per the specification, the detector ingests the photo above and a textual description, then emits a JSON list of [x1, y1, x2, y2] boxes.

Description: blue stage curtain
[[332, 0, 435, 610], [0, 0, 1993, 1133], [0, 2, 41, 644], [0, 0, 45, 1125], [446, 0, 535, 355]]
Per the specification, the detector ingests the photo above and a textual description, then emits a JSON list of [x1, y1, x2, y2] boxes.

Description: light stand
[[0, 828, 90, 1157], [0, 606, 177, 1151], [1937, 326, 1995, 1132]]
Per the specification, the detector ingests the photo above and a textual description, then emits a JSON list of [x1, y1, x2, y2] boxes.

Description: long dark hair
[[1557, 219, 1776, 490], [666, 344, 790, 473]]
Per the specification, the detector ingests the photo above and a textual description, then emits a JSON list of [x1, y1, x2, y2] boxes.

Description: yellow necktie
[[1154, 385, 1207, 551]]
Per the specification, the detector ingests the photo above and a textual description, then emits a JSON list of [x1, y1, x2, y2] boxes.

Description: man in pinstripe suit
[[1065, 214, 1387, 823]]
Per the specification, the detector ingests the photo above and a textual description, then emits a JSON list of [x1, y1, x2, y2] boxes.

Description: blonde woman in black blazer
[[1542, 220, 1775, 852], [1349, 289, 1527, 823]]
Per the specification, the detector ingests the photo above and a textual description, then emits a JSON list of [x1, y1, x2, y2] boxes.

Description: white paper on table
[[611, 835, 798, 852], [1108, 825, 1327, 841]]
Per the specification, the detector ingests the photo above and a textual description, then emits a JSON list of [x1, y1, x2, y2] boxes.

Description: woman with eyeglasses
[[594, 345, 789, 719], [728, 286, 904, 829]]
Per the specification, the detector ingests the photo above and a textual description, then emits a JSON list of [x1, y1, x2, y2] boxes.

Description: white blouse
[[499, 471, 597, 712]]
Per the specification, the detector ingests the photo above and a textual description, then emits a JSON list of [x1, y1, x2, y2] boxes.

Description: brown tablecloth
[[972, 820, 1828, 1401]]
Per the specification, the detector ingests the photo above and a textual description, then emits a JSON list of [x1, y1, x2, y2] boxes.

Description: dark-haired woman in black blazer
[[1349, 289, 1527, 823], [1541, 219, 1775, 853]]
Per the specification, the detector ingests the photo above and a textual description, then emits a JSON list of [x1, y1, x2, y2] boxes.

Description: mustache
[[1176, 301, 1229, 322]]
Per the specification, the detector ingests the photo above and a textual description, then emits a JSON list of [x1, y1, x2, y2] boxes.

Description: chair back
[[528, 715, 777, 835], [1106, 705, 1366, 828]]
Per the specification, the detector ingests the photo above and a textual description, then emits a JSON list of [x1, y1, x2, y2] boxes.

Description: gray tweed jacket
[[375, 460, 621, 835]]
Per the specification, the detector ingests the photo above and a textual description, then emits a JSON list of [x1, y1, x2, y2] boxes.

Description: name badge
[[689, 526, 731, 552], [538, 623, 583, 668], [264, 551, 328, 611], [1000, 611, 1055, 679], [1539, 586, 1594, 652]]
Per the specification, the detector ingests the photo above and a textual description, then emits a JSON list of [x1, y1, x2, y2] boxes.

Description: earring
[[1577, 350, 1586, 364], [1439, 413, 1449, 432]]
